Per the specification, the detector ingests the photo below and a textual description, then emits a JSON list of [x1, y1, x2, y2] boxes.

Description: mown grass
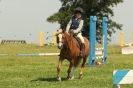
[[0, 44, 133, 88]]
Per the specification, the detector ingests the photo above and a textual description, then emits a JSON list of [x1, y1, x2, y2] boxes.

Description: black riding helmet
[[74, 7, 84, 14]]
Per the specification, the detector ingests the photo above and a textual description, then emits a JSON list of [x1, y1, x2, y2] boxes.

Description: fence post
[[120, 32, 124, 48], [89, 16, 97, 65], [102, 17, 108, 64], [39, 32, 44, 47]]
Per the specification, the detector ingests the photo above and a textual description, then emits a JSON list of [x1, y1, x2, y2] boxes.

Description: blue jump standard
[[89, 16, 108, 66]]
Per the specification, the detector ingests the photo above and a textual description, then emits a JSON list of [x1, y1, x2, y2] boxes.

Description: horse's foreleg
[[79, 56, 87, 79], [70, 66, 76, 80], [57, 58, 63, 81], [67, 61, 75, 80]]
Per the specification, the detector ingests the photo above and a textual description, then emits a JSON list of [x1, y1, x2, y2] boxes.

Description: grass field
[[0, 44, 133, 88]]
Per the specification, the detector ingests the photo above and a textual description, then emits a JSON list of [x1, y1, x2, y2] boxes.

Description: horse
[[56, 29, 89, 81]]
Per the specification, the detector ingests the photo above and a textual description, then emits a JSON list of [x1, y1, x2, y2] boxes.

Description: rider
[[66, 7, 85, 57]]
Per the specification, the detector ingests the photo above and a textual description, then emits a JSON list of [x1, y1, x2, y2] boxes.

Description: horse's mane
[[63, 32, 80, 57]]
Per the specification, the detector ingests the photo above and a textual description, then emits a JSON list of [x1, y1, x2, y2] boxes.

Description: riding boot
[[80, 43, 85, 57]]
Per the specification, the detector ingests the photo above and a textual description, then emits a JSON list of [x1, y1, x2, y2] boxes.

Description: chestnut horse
[[56, 29, 89, 81]]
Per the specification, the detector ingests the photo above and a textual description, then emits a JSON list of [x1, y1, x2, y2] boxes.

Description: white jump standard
[[0, 54, 8, 56], [17, 53, 59, 56]]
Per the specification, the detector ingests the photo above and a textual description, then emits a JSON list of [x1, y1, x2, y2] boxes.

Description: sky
[[0, 0, 61, 43], [112, 0, 133, 44], [0, 0, 132, 44]]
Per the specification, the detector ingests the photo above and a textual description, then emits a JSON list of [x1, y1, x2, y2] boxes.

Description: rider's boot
[[79, 43, 85, 57]]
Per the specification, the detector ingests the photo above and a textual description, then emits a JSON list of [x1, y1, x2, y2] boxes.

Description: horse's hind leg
[[79, 56, 87, 79], [57, 57, 63, 81]]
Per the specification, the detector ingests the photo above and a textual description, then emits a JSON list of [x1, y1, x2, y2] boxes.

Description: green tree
[[47, 0, 123, 43]]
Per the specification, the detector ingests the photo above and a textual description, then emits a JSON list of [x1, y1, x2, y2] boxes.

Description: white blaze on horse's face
[[58, 33, 63, 49]]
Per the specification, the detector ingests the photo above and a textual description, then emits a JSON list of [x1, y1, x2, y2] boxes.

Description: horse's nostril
[[58, 45, 63, 49], [60, 46, 63, 49], [58, 46, 60, 49]]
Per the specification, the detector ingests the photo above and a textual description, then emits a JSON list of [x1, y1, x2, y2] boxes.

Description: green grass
[[0, 44, 133, 88]]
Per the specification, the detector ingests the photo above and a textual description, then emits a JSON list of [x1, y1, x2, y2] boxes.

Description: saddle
[[73, 36, 82, 49], [69, 32, 83, 49]]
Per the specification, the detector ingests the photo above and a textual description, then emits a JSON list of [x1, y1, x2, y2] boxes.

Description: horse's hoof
[[57, 77, 61, 81], [79, 74, 83, 79], [67, 76, 74, 80], [71, 76, 74, 80]]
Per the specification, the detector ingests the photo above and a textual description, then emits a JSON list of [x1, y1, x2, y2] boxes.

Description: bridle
[[56, 29, 73, 49], [56, 33, 64, 49]]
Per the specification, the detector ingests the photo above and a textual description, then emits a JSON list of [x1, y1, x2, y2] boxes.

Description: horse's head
[[55, 29, 64, 49], [56, 29, 73, 49]]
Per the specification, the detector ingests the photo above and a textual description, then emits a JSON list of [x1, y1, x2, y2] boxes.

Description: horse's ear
[[58, 29, 63, 33], [62, 29, 65, 33], [55, 29, 63, 36]]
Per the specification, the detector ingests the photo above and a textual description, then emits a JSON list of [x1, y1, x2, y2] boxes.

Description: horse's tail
[[74, 57, 82, 67]]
